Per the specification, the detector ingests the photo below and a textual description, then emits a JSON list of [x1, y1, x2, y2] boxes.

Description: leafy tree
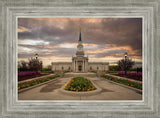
[[28, 58, 43, 71], [118, 58, 135, 71], [18, 60, 28, 72]]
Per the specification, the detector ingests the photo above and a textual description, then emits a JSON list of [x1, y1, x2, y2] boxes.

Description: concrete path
[[18, 72, 142, 100]]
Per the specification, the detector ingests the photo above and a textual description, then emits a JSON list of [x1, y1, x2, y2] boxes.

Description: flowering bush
[[118, 71, 142, 80], [118, 71, 142, 76], [18, 75, 59, 90], [103, 75, 142, 90], [64, 77, 96, 92], [18, 71, 41, 77]]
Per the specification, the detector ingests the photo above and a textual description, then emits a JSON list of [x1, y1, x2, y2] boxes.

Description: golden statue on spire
[[79, 26, 81, 32]]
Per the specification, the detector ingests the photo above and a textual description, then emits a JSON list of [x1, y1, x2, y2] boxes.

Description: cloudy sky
[[18, 18, 142, 67]]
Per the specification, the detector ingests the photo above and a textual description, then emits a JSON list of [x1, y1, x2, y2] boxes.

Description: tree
[[28, 58, 43, 71], [18, 60, 28, 72], [118, 58, 135, 71]]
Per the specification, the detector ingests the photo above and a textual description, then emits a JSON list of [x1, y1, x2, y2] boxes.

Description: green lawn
[[41, 70, 54, 74]]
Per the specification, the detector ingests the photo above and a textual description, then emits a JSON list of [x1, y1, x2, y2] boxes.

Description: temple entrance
[[78, 65, 82, 71]]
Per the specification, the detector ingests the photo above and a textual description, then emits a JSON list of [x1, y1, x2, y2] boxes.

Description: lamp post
[[35, 53, 39, 59], [97, 66, 99, 77], [35, 53, 39, 77], [62, 66, 64, 72], [124, 52, 128, 76], [61, 66, 64, 77]]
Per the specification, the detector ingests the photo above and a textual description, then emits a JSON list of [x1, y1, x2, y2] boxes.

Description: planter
[[60, 77, 102, 96]]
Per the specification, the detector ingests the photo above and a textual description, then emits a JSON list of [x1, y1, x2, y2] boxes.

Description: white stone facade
[[51, 29, 109, 72]]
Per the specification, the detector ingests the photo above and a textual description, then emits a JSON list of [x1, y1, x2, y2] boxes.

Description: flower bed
[[103, 75, 142, 90], [114, 71, 142, 81], [18, 75, 59, 90], [18, 71, 41, 77], [64, 77, 96, 92]]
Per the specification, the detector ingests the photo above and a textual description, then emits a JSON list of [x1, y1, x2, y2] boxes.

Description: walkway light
[[35, 53, 39, 59], [124, 52, 128, 76], [124, 52, 128, 58], [34, 53, 39, 77]]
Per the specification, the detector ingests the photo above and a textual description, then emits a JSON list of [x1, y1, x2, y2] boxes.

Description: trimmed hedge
[[103, 75, 142, 90], [18, 75, 59, 90]]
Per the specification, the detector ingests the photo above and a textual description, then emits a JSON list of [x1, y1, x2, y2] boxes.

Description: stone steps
[[64, 72, 97, 77]]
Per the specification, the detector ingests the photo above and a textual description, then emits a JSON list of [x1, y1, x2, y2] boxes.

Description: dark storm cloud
[[84, 18, 142, 51], [18, 18, 142, 63]]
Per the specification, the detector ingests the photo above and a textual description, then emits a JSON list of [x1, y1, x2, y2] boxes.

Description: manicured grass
[[41, 70, 54, 74], [18, 75, 59, 90], [64, 77, 96, 92], [103, 75, 142, 90], [105, 71, 118, 74]]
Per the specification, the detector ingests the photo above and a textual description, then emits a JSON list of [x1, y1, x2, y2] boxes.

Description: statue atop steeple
[[79, 26, 81, 41]]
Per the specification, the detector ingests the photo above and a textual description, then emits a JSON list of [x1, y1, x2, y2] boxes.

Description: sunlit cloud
[[18, 46, 33, 53], [18, 26, 30, 32], [58, 43, 76, 48], [19, 39, 50, 46]]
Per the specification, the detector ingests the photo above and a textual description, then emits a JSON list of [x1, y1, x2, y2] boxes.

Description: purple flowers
[[118, 71, 142, 80], [18, 71, 41, 77], [118, 71, 125, 75]]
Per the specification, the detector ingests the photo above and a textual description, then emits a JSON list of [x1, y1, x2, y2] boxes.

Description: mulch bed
[[18, 74, 49, 81], [111, 74, 142, 81]]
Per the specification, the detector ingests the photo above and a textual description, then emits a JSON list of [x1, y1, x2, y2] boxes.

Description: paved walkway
[[18, 72, 142, 100]]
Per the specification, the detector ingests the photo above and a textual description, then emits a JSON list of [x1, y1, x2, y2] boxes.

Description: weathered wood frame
[[0, 0, 159, 118]]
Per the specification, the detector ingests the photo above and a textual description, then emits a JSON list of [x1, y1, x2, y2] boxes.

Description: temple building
[[51, 28, 109, 72]]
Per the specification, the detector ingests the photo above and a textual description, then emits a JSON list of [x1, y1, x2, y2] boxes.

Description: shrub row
[[18, 75, 59, 90], [103, 75, 142, 90], [18, 71, 41, 77], [118, 71, 142, 77]]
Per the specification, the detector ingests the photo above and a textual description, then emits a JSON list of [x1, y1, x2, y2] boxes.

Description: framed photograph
[[17, 17, 143, 101], [0, 0, 159, 118]]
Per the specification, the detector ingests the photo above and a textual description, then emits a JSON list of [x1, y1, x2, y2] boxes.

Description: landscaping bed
[[18, 74, 50, 81], [64, 77, 96, 92], [18, 75, 59, 90], [112, 71, 142, 81], [103, 75, 142, 90], [18, 71, 50, 81]]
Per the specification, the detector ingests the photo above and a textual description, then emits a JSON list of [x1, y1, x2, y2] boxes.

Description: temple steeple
[[76, 26, 84, 56], [79, 26, 81, 41]]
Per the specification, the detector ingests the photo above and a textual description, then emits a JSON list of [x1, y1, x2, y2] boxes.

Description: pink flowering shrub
[[118, 71, 142, 80], [18, 71, 41, 77]]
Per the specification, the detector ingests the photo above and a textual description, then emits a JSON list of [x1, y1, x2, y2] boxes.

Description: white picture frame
[[0, 0, 159, 118]]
